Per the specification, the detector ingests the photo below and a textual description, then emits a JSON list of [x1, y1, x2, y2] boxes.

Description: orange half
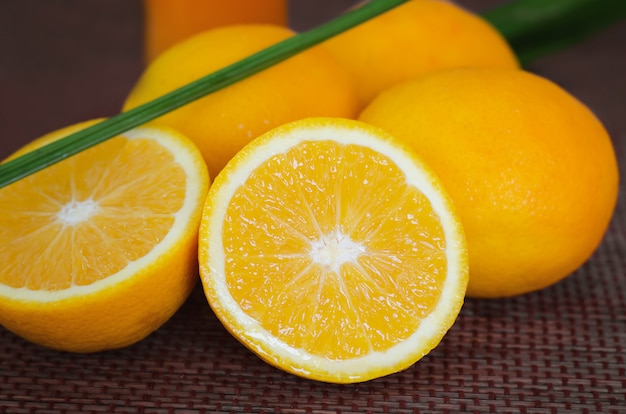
[[0, 121, 209, 352], [199, 118, 468, 383]]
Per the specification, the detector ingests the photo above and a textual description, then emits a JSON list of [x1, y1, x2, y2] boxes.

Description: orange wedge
[[199, 118, 468, 383], [0, 120, 209, 352]]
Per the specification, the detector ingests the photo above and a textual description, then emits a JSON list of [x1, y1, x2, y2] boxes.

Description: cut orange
[[199, 118, 468, 383], [0, 120, 210, 352]]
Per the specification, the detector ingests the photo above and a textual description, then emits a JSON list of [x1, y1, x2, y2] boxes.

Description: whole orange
[[322, 0, 519, 108], [359, 68, 619, 298], [143, 0, 287, 62], [124, 24, 359, 178]]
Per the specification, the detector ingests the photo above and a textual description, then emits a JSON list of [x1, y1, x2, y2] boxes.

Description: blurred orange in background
[[144, 0, 288, 62]]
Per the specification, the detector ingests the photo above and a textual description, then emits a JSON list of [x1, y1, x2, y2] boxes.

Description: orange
[[123, 24, 360, 179], [0, 120, 210, 352], [359, 68, 619, 298], [322, 0, 519, 108], [143, 0, 287, 62], [199, 118, 468, 383]]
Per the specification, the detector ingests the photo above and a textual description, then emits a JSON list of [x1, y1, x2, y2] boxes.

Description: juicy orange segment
[[199, 118, 468, 383], [0, 120, 209, 352], [2, 136, 184, 290]]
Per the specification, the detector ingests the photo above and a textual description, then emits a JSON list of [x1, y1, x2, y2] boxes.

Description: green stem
[[483, 0, 626, 64], [1, 0, 624, 189], [0, 0, 409, 189]]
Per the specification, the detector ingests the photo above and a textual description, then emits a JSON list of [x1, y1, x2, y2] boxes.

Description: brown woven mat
[[1, 1, 625, 412]]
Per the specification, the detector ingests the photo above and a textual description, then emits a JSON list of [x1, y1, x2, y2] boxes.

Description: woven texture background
[[1, 1, 625, 412]]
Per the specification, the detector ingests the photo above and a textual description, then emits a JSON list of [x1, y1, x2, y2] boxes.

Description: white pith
[[57, 198, 100, 225], [0, 126, 204, 303], [202, 120, 467, 380], [309, 231, 366, 275]]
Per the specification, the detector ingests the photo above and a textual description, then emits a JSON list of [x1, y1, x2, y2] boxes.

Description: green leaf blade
[[0, 0, 410, 189]]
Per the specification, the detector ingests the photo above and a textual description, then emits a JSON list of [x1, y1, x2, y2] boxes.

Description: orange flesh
[[0, 137, 186, 291], [222, 141, 447, 360]]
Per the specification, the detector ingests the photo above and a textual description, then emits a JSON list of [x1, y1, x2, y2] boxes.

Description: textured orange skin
[[360, 68, 619, 298], [124, 24, 360, 179], [143, 0, 287, 62], [322, 0, 519, 109], [0, 234, 199, 352], [0, 121, 209, 352]]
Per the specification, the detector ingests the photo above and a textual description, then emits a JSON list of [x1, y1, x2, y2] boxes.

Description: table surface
[[1, 1, 625, 413]]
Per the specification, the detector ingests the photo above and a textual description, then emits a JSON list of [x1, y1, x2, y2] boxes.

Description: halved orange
[[0, 120, 210, 352], [199, 118, 468, 383]]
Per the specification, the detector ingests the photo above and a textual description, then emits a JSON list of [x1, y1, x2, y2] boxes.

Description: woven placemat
[[1, 1, 625, 413]]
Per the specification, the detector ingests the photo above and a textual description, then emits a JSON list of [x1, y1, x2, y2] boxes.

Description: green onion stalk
[[0, 0, 624, 189]]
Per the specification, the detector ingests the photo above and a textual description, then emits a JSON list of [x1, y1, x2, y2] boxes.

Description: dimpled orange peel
[[322, 0, 519, 108], [360, 68, 619, 298], [124, 24, 360, 179]]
